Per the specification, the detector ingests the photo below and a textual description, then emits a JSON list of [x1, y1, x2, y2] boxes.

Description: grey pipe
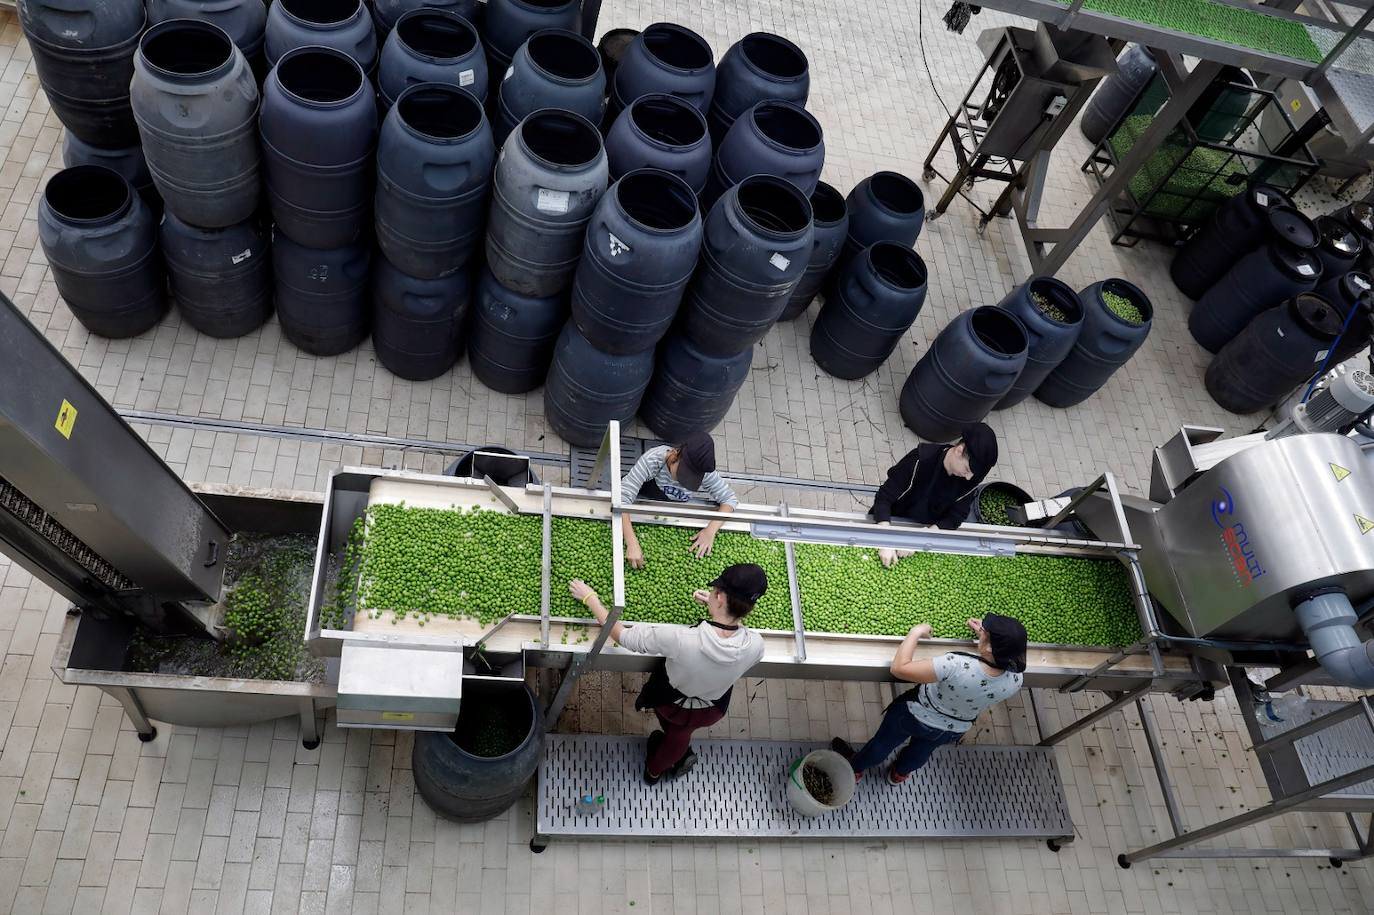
[[1295, 591, 1374, 689]]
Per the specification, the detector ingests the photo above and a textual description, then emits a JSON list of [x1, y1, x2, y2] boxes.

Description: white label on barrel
[[1298, 263, 1315, 276], [1317, 349, 1330, 363], [537, 189, 571, 214], [608, 233, 630, 257], [769, 253, 791, 271], [504, 66, 514, 81], [1359, 277, 1372, 290], [1256, 192, 1270, 207], [230, 248, 252, 265], [460, 69, 475, 87]]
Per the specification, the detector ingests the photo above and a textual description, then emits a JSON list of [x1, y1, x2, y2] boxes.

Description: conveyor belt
[[534, 735, 1075, 842]]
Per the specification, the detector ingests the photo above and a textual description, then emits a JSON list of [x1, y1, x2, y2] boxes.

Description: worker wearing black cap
[[871, 423, 999, 568], [620, 431, 739, 568], [569, 564, 767, 784], [833, 614, 1026, 783]]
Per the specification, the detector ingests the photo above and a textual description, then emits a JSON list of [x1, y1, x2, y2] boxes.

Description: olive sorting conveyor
[[307, 421, 1214, 735]]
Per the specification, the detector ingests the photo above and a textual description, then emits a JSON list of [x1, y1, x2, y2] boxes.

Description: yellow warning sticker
[[1357, 515, 1374, 536], [1332, 463, 1352, 483], [1291, 98, 1302, 112], [54, 399, 77, 439], [380, 711, 415, 722]]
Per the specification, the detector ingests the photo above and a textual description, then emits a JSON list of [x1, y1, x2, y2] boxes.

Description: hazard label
[[54, 399, 76, 439], [1357, 514, 1374, 536], [1332, 463, 1352, 483]]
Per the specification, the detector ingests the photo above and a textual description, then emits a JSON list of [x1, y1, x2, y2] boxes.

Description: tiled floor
[[1, 1, 1373, 913]]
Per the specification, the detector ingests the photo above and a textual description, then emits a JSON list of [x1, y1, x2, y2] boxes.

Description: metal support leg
[[108, 686, 157, 742], [1136, 697, 1185, 837], [1037, 683, 1152, 747], [298, 698, 320, 750], [543, 605, 623, 729]]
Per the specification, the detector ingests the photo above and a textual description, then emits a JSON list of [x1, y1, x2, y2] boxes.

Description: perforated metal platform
[[1262, 699, 1374, 799], [535, 736, 1075, 842]]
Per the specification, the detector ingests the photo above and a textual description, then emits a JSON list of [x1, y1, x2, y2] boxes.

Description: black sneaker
[[669, 749, 697, 778], [830, 737, 856, 760], [643, 731, 665, 786], [643, 766, 661, 786]]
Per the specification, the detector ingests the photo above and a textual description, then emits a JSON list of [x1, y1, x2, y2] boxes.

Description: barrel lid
[[1343, 203, 1374, 241], [1268, 242, 1322, 281], [1248, 184, 1291, 211], [1317, 216, 1362, 257], [1291, 293, 1346, 341], [1265, 205, 1318, 251]]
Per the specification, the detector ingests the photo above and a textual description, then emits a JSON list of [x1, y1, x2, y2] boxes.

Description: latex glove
[[693, 589, 711, 605], [896, 549, 915, 558], [690, 527, 717, 559], [568, 580, 596, 605], [626, 540, 645, 569], [879, 548, 898, 568]]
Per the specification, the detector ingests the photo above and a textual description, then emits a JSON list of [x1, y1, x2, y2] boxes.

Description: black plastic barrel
[[810, 242, 927, 380], [679, 175, 814, 357], [265, 0, 378, 73], [378, 9, 488, 111], [597, 28, 639, 83], [1205, 294, 1345, 414], [967, 481, 1033, 526], [780, 181, 848, 321], [1191, 230, 1321, 353], [494, 30, 606, 147], [1314, 215, 1362, 282], [467, 266, 568, 393], [571, 169, 702, 355], [1339, 202, 1374, 275], [376, 83, 495, 279], [132, 20, 261, 229], [1169, 184, 1294, 299], [640, 333, 753, 440], [485, 110, 608, 298], [900, 307, 1027, 441], [37, 166, 166, 338], [610, 22, 716, 119], [992, 277, 1084, 410], [375, 0, 480, 34], [703, 100, 824, 207], [1035, 279, 1153, 408], [147, 0, 268, 76], [61, 133, 159, 215], [545, 321, 655, 446], [19, 0, 143, 146], [412, 682, 544, 823], [445, 445, 539, 484], [604, 94, 712, 196], [834, 171, 925, 280], [271, 232, 370, 355], [1315, 271, 1374, 364], [261, 47, 379, 248], [708, 32, 809, 145], [481, 0, 580, 76], [1080, 45, 1155, 145], [160, 211, 272, 338], [371, 257, 470, 380]]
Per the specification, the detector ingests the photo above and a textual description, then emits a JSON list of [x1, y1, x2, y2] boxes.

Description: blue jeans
[[850, 703, 962, 776]]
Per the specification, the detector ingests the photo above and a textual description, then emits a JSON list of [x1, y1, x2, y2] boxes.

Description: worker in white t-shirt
[[569, 564, 768, 785], [833, 614, 1027, 784]]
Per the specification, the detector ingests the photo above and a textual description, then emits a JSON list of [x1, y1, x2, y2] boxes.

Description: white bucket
[[786, 749, 857, 817]]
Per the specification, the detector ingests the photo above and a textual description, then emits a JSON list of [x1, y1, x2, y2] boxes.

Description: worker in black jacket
[[870, 424, 998, 568]]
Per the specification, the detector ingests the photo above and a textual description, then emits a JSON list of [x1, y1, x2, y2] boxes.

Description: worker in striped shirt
[[621, 432, 739, 568]]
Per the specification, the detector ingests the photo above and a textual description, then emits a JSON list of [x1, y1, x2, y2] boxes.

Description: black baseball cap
[[710, 563, 768, 605], [983, 613, 1028, 673], [675, 431, 716, 491]]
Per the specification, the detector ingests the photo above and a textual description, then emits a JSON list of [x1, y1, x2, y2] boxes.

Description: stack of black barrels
[[1171, 185, 1374, 414]]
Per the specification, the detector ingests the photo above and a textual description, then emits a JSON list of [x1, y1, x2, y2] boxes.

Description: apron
[[634, 619, 739, 712]]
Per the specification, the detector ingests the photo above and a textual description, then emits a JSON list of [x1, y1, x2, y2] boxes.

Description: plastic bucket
[[785, 749, 856, 817]]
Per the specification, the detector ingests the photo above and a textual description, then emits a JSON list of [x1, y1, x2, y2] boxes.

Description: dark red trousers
[[649, 703, 725, 776]]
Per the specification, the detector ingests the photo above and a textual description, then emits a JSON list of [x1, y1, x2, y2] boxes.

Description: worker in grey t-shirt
[[620, 431, 739, 569], [833, 614, 1027, 784]]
